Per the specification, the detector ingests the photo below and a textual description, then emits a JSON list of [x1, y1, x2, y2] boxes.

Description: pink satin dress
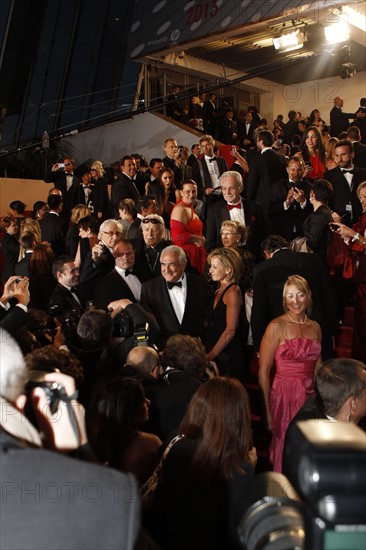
[[269, 337, 321, 472]]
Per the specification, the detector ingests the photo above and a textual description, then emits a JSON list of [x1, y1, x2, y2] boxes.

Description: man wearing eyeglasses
[[94, 239, 141, 310], [44, 157, 80, 220], [132, 214, 171, 282], [79, 219, 123, 304]]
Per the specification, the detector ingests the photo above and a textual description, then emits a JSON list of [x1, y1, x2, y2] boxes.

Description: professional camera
[[49, 304, 80, 340], [134, 322, 149, 347], [238, 421, 366, 550], [108, 308, 132, 338]]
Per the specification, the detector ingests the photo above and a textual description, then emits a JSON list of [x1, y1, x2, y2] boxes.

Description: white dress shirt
[[227, 197, 245, 226], [167, 274, 187, 324], [115, 266, 141, 301]]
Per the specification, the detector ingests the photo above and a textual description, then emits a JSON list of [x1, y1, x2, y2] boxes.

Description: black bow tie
[[208, 157, 216, 163], [342, 169, 354, 174], [167, 281, 182, 289], [124, 269, 133, 276]]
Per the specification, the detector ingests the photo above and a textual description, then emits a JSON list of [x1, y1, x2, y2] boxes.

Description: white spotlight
[[324, 22, 350, 44]]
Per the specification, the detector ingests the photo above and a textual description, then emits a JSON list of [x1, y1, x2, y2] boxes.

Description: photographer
[[0, 328, 141, 550], [67, 299, 159, 406], [124, 335, 218, 441]]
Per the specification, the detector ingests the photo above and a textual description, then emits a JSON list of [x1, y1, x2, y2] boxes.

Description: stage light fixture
[[273, 28, 306, 53], [324, 22, 350, 44]]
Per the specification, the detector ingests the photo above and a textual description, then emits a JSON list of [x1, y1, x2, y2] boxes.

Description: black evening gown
[[204, 282, 248, 379]]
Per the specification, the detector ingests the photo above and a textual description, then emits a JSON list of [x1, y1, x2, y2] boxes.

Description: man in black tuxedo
[[48, 256, 83, 335], [44, 157, 80, 220], [216, 108, 237, 145], [140, 245, 208, 348], [205, 171, 265, 259], [346, 126, 366, 169], [186, 144, 201, 167], [111, 155, 139, 216], [283, 110, 299, 145], [237, 110, 258, 149], [192, 134, 227, 201], [355, 97, 366, 144], [324, 140, 366, 225], [247, 128, 287, 228], [329, 96, 360, 138], [131, 214, 171, 282], [94, 239, 141, 310], [268, 155, 313, 241], [163, 138, 182, 186], [39, 195, 67, 257], [251, 236, 338, 360]]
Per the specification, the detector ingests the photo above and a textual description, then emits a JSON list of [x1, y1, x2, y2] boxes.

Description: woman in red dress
[[301, 125, 326, 180], [170, 180, 206, 275]]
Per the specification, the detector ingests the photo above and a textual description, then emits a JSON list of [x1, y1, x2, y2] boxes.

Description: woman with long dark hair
[[28, 243, 56, 310], [147, 377, 256, 550], [301, 125, 326, 180], [89, 377, 161, 484]]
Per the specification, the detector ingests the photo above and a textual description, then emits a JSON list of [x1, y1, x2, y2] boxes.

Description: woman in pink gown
[[258, 275, 322, 472], [170, 180, 206, 275]]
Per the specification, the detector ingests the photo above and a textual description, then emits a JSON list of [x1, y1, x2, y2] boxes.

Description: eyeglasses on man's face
[[103, 230, 121, 237]]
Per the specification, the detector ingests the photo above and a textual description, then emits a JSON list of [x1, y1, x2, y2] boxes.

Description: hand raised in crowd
[[12, 277, 30, 306], [107, 298, 133, 317], [30, 372, 87, 451], [0, 276, 22, 305], [91, 241, 106, 262]]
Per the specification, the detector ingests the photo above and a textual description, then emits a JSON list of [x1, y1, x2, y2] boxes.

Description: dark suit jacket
[[302, 205, 332, 260], [48, 283, 83, 319], [247, 149, 287, 217], [191, 156, 228, 198], [0, 305, 28, 334], [352, 141, 366, 169], [94, 268, 137, 310], [1, 233, 20, 282], [163, 156, 182, 187], [324, 166, 366, 224], [283, 119, 299, 145], [205, 198, 265, 258], [44, 170, 80, 217], [237, 120, 258, 148], [0, 431, 140, 550], [140, 272, 208, 348], [330, 106, 355, 137], [131, 238, 171, 282], [187, 153, 199, 168], [111, 173, 140, 213], [39, 213, 67, 257], [79, 248, 115, 304], [216, 117, 237, 144], [269, 178, 313, 241], [14, 252, 33, 277], [251, 249, 338, 359]]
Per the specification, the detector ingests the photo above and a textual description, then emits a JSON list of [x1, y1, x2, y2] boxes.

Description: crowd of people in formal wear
[[1, 95, 366, 549]]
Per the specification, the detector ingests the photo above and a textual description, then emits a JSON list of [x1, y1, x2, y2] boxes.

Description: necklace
[[287, 313, 307, 324]]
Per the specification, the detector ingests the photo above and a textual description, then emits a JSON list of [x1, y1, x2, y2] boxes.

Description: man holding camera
[[0, 329, 141, 549], [44, 157, 80, 220], [268, 155, 312, 241]]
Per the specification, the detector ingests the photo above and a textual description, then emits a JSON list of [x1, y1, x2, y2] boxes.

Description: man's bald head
[[125, 346, 160, 378]]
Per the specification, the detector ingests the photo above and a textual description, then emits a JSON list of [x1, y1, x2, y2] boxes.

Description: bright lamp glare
[[324, 22, 350, 44], [273, 29, 305, 52]]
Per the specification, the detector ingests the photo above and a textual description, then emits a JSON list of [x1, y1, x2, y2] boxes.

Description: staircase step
[[335, 326, 353, 346], [334, 347, 353, 358], [343, 306, 355, 327]]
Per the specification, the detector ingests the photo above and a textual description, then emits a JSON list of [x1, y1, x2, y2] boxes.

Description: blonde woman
[[258, 275, 321, 472], [66, 204, 91, 257], [90, 160, 111, 219], [205, 247, 247, 379]]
